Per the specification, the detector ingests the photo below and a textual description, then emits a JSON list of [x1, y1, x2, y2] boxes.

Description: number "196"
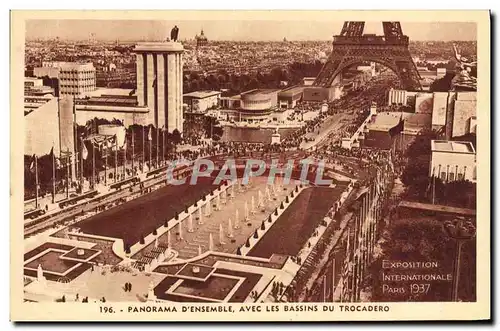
[[100, 307, 114, 313]]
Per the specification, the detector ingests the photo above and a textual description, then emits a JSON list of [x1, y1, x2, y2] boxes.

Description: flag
[[29, 154, 36, 173], [106, 137, 114, 149], [389, 114, 404, 138], [81, 139, 89, 160], [84, 121, 93, 134], [49, 147, 60, 168], [148, 127, 153, 141]]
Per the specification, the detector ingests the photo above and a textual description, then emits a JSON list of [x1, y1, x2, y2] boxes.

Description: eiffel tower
[[314, 21, 422, 91]]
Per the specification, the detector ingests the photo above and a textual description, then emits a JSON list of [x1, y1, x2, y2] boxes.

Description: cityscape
[[21, 17, 478, 308]]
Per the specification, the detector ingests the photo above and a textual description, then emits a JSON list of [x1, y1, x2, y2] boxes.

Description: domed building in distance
[[195, 29, 208, 47]]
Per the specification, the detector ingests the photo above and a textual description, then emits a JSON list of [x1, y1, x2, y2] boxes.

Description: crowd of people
[[26, 70, 402, 218]]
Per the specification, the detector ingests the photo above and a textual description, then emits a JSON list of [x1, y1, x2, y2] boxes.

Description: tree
[[268, 215, 273, 223], [270, 67, 284, 82], [401, 158, 431, 200], [372, 218, 476, 302], [253, 231, 258, 239], [164, 219, 169, 227], [245, 239, 250, 247], [280, 202, 284, 209], [261, 222, 266, 230], [189, 72, 200, 81], [429, 72, 455, 92], [175, 212, 179, 220], [139, 235, 145, 245], [124, 244, 131, 254], [171, 129, 181, 145], [245, 78, 260, 90], [152, 229, 157, 236], [405, 131, 436, 158], [437, 179, 476, 209]]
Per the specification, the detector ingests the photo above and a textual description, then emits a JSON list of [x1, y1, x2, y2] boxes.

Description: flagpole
[[35, 155, 39, 209], [142, 126, 145, 168], [52, 148, 56, 204], [80, 140, 84, 190], [156, 127, 159, 168], [73, 97, 78, 182], [331, 259, 336, 302], [66, 148, 70, 199], [149, 129, 152, 170], [123, 137, 126, 178], [162, 127, 166, 165], [104, 140, 108, 186], [92, 143, 95, 189], [132, 127, 135, 176], [114, 136, 118, 183], [323, 275, 327, 302], [432, 166, 436, 204]]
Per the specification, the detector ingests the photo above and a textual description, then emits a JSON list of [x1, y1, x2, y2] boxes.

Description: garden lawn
[[75, 177, 218, 246], [248, 186, 345, 258]]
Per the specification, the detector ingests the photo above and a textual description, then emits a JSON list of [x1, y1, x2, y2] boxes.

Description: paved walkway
[[300, 113, 349, 150], [170, 177, 296, 260], [34, 266, 167, 302]]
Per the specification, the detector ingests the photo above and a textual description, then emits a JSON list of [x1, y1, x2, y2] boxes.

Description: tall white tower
[[134, 42, 184, 134]]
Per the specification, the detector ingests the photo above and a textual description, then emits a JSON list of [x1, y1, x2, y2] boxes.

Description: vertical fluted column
[[167, 53, 176, 132], [177, 53, 184, 134], [136, 53, 145, 107], [157, 54, 166, 128], [146, 54, 155, 125]]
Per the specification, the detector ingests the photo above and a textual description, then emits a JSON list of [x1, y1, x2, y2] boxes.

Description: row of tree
[[401, 130, 476, 209], [24, 117, 184, 199], [183, 61, 324, 94], [370, 217, 476, 302]]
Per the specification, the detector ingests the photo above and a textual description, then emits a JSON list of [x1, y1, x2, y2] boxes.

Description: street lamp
[[443, 218, 476, 302]]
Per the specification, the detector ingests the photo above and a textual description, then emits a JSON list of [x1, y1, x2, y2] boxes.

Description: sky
[[25, 20, 477, 42]]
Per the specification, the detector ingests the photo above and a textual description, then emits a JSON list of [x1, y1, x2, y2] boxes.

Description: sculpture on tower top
[[170, 25, 179, 42], [451, 43, 477, 91]]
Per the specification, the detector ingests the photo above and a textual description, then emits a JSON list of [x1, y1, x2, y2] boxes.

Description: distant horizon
[[26, 37, 477, 43], [25, 20, 477, 42]]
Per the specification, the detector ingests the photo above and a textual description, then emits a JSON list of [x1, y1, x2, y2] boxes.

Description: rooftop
[[456, 91, 477, 101], [278, 85, 305, 97], [42, 61, 95, 70], [431, 140, 475, 154], [76, 95, 138, 107], [84, 88, 135, 98], [183, 90, 221, 99], [25, 77, 43, 83], [241, 89, 280, 96], [134, 42, 184, 53], [367, 112, 412, 131]]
